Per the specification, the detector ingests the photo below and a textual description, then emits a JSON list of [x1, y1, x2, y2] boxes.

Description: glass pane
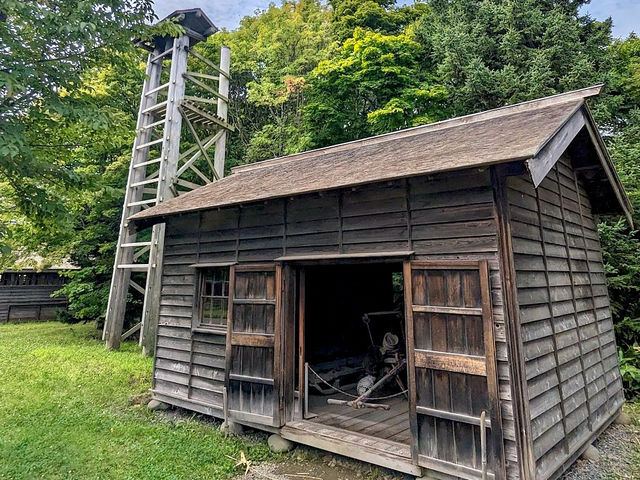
[[200, 267, 229, 327]]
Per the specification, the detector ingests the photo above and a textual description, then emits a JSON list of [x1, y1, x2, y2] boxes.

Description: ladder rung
[[133, 157, 162, 168], [150, 48, 173, 63], [184, 71, 219, 82], [140, 119, 166, 131], [117, 264, 149, 272], [121, 241, 152, 248], [136, 138, 164, 150], [142, 100, 168, 115], [131, 178, 159, 188], [127, 198, 157, 208], [145, 82, 170, 97]]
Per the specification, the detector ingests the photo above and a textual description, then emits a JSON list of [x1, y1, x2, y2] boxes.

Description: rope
[[307, 365, 408, 401]]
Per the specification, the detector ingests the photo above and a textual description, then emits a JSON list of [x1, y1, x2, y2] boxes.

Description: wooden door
[[225, 264, 282, 427], [404, 260, 504, 480]]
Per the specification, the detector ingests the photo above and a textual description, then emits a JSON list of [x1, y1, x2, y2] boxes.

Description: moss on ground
[[0, 322, 271, 480]]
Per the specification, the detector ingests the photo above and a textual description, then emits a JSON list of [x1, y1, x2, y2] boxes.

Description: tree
[[328, 0, 422, 41], [305, 27, 449, 146], [199, 0, 332, 165], [0, 0, 179, 256], [415, 0, 612, 114]]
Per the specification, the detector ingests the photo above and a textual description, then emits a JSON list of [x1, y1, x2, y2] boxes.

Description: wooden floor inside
[[307, 393, 411, 444]]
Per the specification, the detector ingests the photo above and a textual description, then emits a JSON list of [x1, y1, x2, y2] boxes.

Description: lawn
[[0, 322, 271, 480]]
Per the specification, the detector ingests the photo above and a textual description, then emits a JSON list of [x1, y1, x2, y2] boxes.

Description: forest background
[[2, 0, 640, 395]]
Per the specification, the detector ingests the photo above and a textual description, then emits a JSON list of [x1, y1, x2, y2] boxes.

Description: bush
[[618, 345, 640, 400]]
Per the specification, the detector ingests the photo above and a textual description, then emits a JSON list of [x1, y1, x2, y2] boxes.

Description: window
[[199, 268, 230, 328]]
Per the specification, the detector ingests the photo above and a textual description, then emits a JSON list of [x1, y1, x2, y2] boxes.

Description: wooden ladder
[[102, 32, 232, 354]]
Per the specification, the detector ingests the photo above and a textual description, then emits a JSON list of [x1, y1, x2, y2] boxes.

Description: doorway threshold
[[281, 420, 421, 476]]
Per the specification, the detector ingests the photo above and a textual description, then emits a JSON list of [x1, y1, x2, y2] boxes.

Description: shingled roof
[[131, 85, 631, 224]]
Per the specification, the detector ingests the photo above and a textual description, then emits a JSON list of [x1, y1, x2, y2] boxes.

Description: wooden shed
[[130, 86, 631, 480], [0, 264, 70, 323]]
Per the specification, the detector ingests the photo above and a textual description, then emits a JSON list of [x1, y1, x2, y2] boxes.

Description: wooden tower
[[103, 8, 233, 353]]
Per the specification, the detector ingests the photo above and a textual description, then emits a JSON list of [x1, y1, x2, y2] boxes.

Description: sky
[[153, 0, 639, 38]]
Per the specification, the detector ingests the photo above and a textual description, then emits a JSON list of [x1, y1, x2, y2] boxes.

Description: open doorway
[[297, 262, 410, 445]]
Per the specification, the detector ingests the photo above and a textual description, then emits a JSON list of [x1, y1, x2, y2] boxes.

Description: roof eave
[[128, 155, 534, 225], [581, 104, 634, 227]]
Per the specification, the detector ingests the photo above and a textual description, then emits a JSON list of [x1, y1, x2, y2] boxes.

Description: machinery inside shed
[[298, 262, 411, 444]]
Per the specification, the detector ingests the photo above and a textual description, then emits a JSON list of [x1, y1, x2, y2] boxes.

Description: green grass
[[0, 322, 271, 480]]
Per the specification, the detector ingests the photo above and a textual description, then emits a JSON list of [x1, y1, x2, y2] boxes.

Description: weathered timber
[[132, 88, 628, 480]]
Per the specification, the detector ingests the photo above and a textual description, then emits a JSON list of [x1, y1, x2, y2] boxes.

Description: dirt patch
[[128, 391, 151, 407], [237, 445, 411, 480]]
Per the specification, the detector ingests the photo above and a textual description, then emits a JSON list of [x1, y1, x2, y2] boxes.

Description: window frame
[[193, 263, 234, 333]]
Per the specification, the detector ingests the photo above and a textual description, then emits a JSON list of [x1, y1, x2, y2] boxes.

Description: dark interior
[[299, 262, 411, 444], [305, 263, 404, 365]]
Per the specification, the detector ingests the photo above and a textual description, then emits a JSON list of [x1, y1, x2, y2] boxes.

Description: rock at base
[[220, 421, 244, 436], [614, 412, 632, 425], [268, 434, 295, 453], [147, 399, 170, 411], [580, 444, 600, 462]]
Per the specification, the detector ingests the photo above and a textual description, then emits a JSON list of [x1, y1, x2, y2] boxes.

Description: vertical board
[[226, 264, 282, 426], [406, 260, 505, 480]]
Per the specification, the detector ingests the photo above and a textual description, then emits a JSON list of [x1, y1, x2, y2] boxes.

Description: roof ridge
[[231, 85, 601, 175]]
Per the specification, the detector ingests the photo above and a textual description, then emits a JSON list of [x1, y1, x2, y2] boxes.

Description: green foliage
[[4, 0, 640, 397], [305, 27, 449, 146], [0, 0, 158, 232], [415, 0, 611, 113], [328, 0, 421, 41], [618, 346, 640, 400], [0, 322, 271, 479], [199, 0, 331, 166], [598, 219, 640, 322]]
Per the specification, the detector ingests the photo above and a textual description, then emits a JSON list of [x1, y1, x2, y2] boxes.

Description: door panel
[[226, 264, 282, 427], [405, 260, 504, 480]]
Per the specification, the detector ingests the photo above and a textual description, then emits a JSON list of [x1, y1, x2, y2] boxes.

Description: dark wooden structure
[[0, 267, 69, 323], [130, 86, 630, 480]]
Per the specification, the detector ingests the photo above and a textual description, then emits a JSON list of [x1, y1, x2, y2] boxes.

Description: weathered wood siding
[[506, 156, 624, 480], [152, 169, 519, 479], [0, 273, 67, 323]]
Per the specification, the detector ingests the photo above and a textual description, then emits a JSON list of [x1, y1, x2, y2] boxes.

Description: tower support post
[[103, 9, 232, 354]]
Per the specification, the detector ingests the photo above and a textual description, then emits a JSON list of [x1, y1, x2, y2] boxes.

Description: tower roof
[[161, 8, 218, 43]]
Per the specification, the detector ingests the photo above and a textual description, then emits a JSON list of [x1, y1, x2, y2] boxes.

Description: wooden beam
[[230, 332, 275, 348], [180, 110, 217, 180], [414, 350, 487, 376], [121, 322, 141, 340], [412, 305, 483, 316], [214, 46, 231, 180], [275, 251, 414, 262], [176, 130, 223, 178], [528, 107, 585, 187], [416, 406, 492, 428], [189, 48, 231, 79], [491, 166, 536, 480], [228, 373, 274, 386], [129, 280, 145, 295]]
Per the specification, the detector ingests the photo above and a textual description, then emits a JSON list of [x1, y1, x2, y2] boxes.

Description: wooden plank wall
[[0, 274, 68, 323], [152, 169, 519, 479], [506, 156, 624, 480]]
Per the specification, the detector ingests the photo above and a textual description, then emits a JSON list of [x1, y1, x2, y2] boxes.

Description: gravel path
[[562, 419, 639, 480]]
